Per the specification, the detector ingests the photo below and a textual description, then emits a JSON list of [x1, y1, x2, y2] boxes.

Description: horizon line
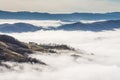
[[0, 10, 120, 14]]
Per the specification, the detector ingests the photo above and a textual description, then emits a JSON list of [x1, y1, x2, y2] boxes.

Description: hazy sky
[[0, 0, 120, 13]]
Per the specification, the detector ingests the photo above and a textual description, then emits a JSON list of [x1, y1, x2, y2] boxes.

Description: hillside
[[0, 23, 42, 33], [56, 20, 120, 31], [0, 35, 75, 68], [0, 10, 120, 21]]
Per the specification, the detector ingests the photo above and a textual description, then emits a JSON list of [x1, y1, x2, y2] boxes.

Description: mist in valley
[[0, 20, 120, 80]]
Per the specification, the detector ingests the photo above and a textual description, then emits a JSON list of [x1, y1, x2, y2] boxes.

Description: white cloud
[[1, 20, 120, 80], [1, 29, 120, 80], [0, 19, 69, 28]]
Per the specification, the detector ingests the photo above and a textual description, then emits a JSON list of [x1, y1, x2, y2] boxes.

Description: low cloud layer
[[1, 20, 120, 80]]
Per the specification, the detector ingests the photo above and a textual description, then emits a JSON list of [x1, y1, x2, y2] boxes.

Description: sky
[[0, 0, 120, 13]]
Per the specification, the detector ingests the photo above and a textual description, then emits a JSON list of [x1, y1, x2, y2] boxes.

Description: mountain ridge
[[56, 20, 120, 31], [0, 20, 120, 32], [0, 10, 120, 21], [0, 22, 42, 33]]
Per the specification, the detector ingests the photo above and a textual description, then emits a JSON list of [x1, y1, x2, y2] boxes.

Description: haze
[[0, 0, 120, 13]]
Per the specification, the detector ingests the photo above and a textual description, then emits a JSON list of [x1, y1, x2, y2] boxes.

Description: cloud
[[1, 20, 120, 80], [1, 28, 120, 80]]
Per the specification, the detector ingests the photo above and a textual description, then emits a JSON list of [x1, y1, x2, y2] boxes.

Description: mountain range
[[0, 20, 120, 32], [0, 10, 120, 21], [0, 23, 42, 33], [55, 20, 120, 31]]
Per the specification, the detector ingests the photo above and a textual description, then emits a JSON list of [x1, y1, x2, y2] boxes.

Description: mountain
[[0, 10, 120, 21], [0, 35, 76, 68], [0, 35, 46, 67], [0, 23, 43, 33], [55, 20, 120, 31], [0, 20, 120, 33]]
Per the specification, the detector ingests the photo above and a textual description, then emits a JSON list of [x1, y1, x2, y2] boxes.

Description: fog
[[0, 19, 107, 28], [80, 20, 106, 23], [0, 19, 72, 28], [0, 20, 120, 80]]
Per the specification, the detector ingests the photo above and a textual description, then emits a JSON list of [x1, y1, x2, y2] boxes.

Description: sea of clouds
[[0, 19, 106, 28], [0, 19, 73, 28], [0, 20, 120, 80]]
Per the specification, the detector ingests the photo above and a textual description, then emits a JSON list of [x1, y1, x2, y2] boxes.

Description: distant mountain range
[[0, 10, 120, 21], [55, 20, 120, 31], [0, 20, 120, 33], [0, 23, 42, 33]]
